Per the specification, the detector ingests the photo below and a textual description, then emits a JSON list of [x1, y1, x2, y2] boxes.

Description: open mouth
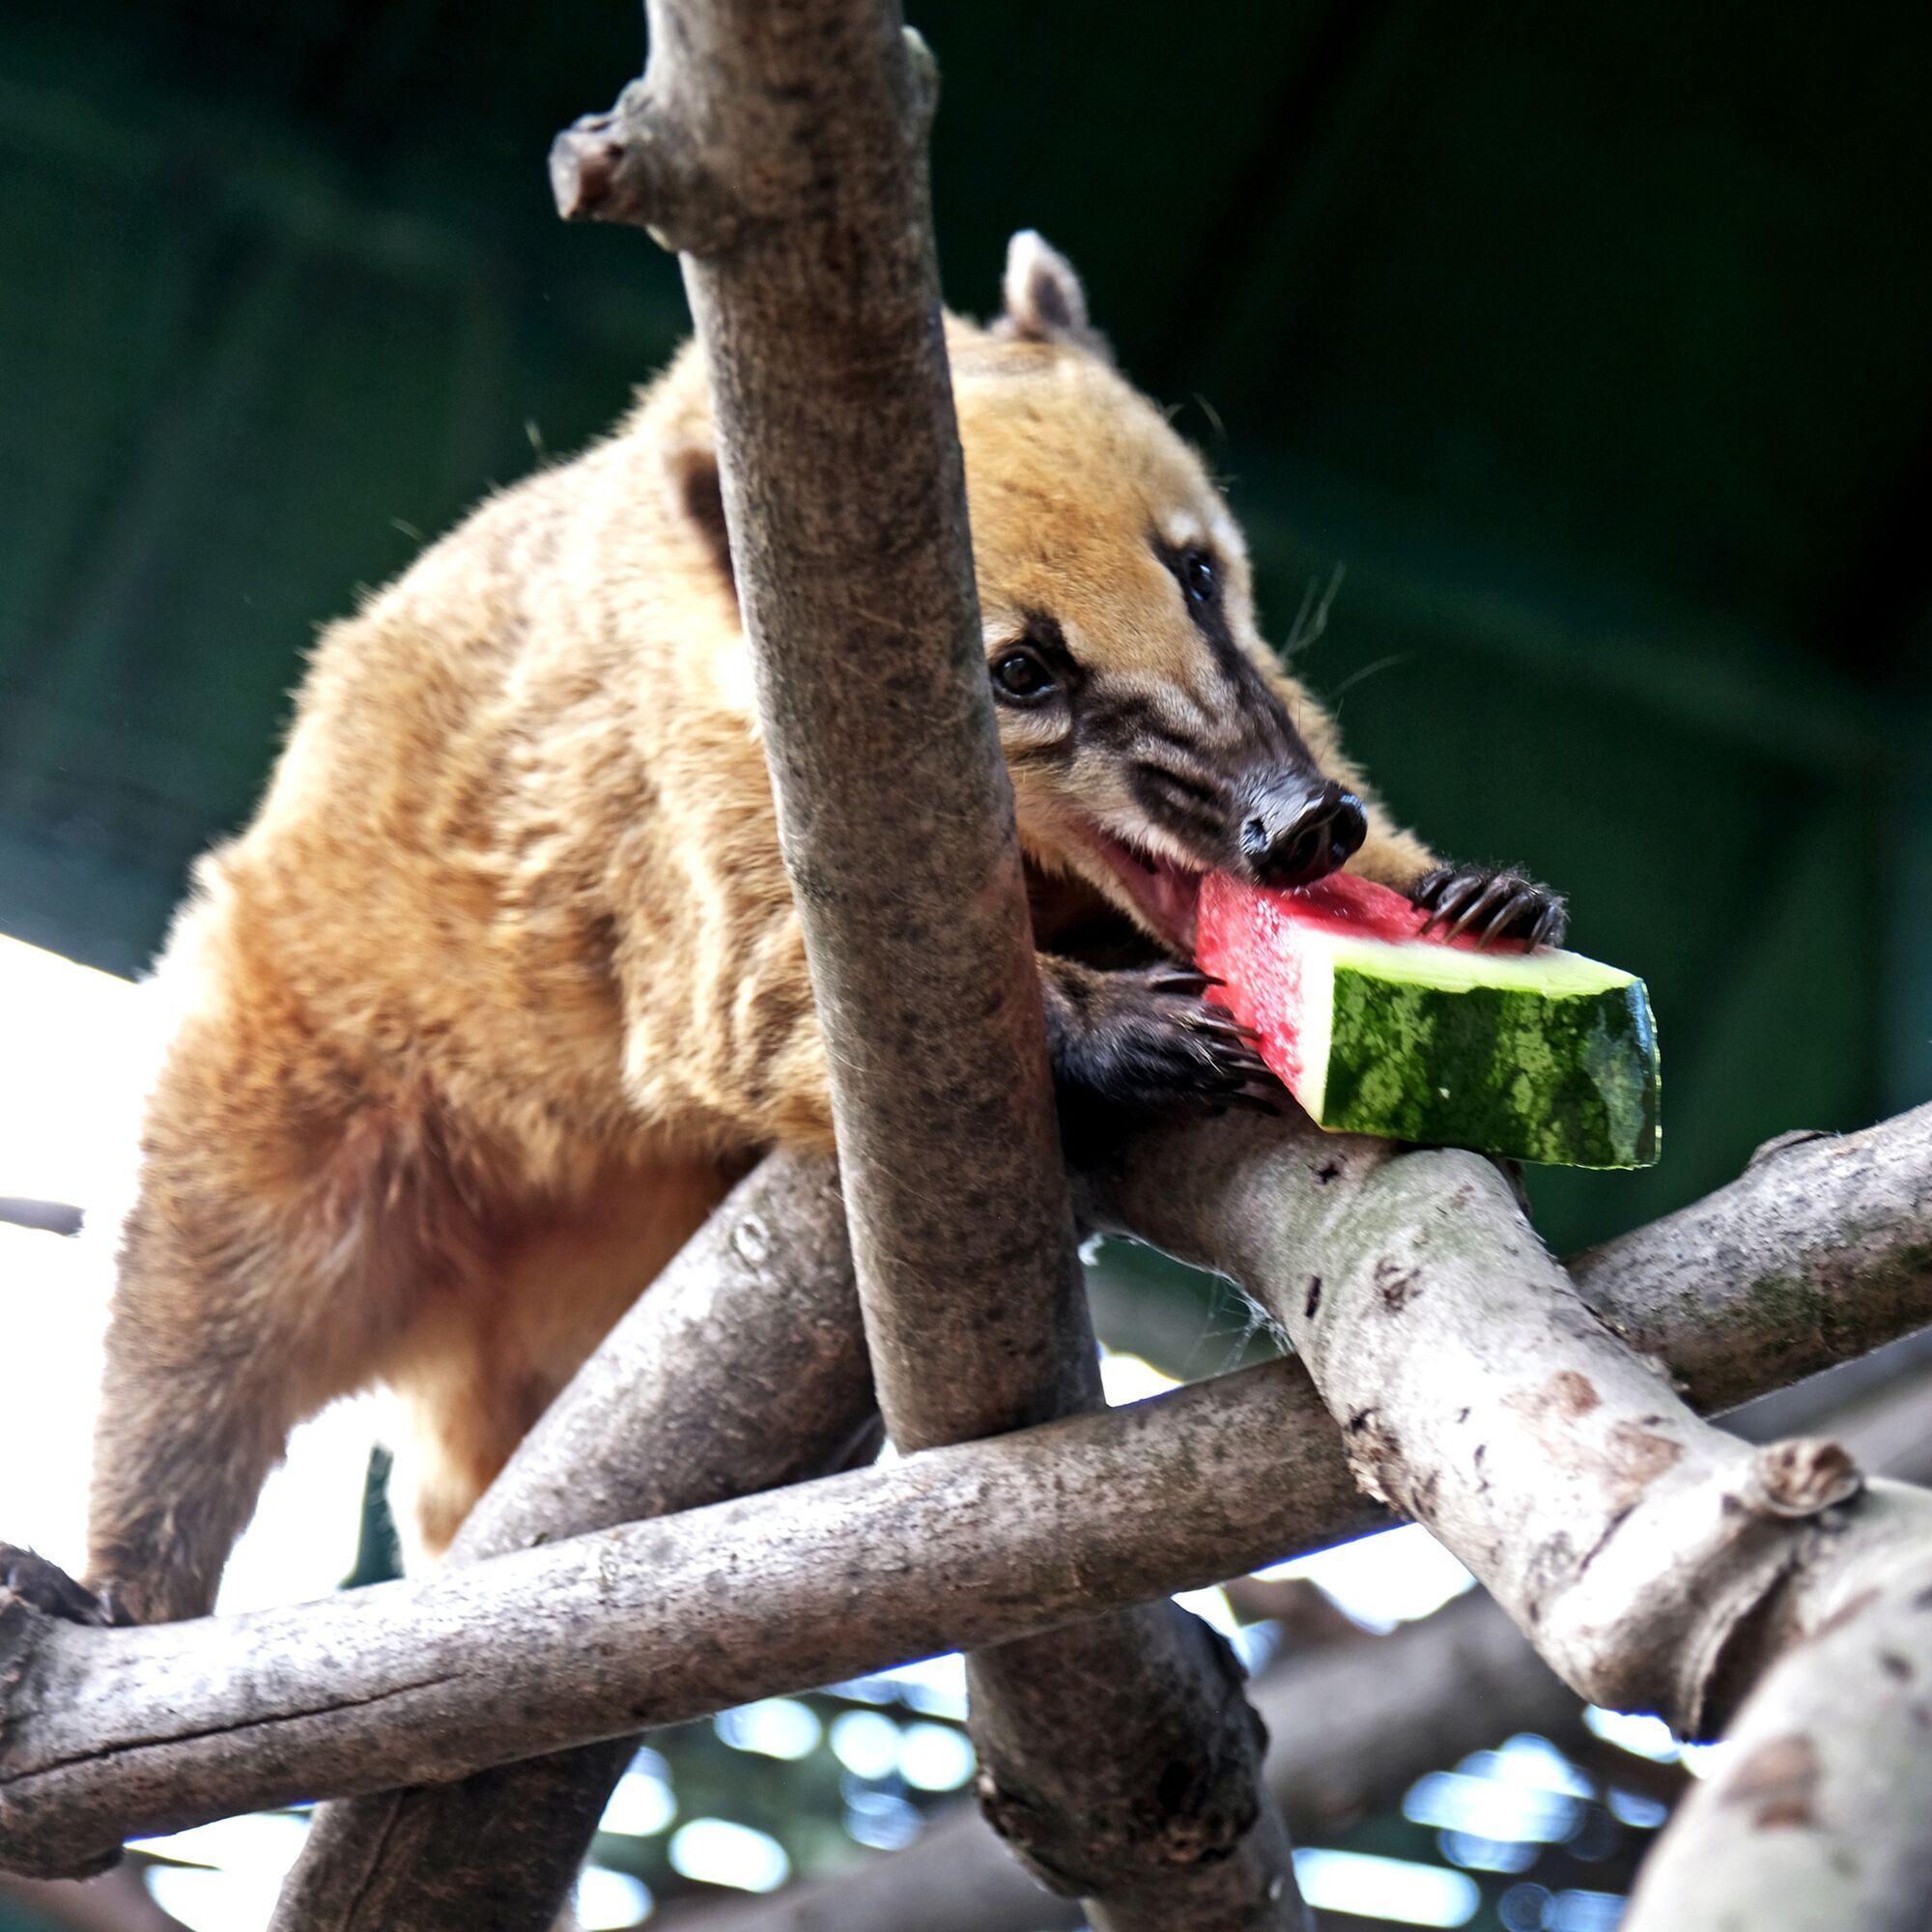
[[1078, 827, 1207, 957]]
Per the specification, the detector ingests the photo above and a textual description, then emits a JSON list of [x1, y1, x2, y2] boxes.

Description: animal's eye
[[1178, 546, 1217, 606], [991, 646, 1058, 703]]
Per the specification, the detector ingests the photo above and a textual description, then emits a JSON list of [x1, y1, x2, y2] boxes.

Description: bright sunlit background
[[0, 932, 1705, 1932]]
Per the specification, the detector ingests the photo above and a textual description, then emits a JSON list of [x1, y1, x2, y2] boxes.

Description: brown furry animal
[[3, 235, 1561, 1627]]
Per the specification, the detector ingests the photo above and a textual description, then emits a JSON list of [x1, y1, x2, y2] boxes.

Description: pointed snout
[[1238, 776, 1367, 889]]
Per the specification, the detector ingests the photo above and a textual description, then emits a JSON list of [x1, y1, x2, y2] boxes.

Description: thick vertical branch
[[551, 7, 1298, 1925]]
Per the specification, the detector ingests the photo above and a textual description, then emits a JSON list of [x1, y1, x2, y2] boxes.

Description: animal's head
[[952, 233, 1364, 959]]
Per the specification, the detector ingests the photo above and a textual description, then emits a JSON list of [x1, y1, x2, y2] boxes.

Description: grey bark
[[284, 1100, 1924, 1929], [268, 1152, 870, 1931], [1093, 1107, 1932, 1932], [1573, 1104, 1932, 1411], [644, 1293, 1932, 1932], [552, 4, 1297, 1925], [1620, 1513, 1932, 1932], [6, 1107, 1931, 1891], [0, 1361, 1369, 1883]]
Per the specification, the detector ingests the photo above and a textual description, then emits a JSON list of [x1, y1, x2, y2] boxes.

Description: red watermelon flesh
[[1195, 870, 1660, 1169]]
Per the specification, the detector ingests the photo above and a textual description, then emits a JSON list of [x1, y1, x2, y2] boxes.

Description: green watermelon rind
[[1302, 938, 1662, 1169]]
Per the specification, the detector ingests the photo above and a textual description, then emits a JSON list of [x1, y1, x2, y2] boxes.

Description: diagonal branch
[[0, 1360, 1368, 1882], [654, 1589, 1576, 1932], [255, 1085, 1928, 1928], [268, 1152, 870, 1931], [1573, 1107, 1932, 1410], [659, 1235, 1932, 1932], [1092, 1104, 1932, 1931]]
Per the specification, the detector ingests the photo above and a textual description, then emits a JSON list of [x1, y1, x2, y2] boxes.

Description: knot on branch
[[549, 81, 749, 258], [1742, 1437, 1862, 1519]]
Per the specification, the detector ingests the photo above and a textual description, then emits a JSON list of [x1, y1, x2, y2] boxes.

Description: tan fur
[[90, 303, 1434, 1621]]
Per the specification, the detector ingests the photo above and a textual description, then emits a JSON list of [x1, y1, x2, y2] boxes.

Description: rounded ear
[[993, 230, 1112, 362]]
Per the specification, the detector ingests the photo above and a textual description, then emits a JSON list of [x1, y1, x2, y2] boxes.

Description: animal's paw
[[1045, 961, 1280, 1118], [0, 1545, 124, 1627], [1408, 866, 1568, 950]]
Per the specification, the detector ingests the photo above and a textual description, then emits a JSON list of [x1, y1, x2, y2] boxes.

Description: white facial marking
[[1157, 511, 1208, 553]]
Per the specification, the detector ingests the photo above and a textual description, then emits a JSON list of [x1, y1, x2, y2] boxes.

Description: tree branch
[[264, 1101, 1930, 1926], [1621, 1522, 1932, 1931], [565, 3, 1297, 1924], [657, 1291, 1932, 1932], [1092, 1105, 1932, 1930], [5, 1105, 1928, 1890], [1573, 1105, 1932, 1411], [268, 1152, 870, 1931], [655, 1589, 1577, 1932], [0, 1363, 1367, 1882]]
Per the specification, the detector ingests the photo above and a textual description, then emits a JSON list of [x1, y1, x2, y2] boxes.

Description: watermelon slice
[[1197, 870, 1659, 1169]]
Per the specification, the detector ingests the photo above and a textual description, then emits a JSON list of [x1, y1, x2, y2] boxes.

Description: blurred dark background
[[2, 2, 1927, 1241]]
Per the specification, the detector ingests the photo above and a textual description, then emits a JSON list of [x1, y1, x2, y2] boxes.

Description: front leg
[[1037, 954, 1276, 1119]]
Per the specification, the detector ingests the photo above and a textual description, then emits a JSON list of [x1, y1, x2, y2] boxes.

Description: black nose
[[1240, 778, 1367, 888]]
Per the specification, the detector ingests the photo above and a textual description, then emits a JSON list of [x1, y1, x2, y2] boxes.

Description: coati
[[1, 233, 1562, 1629]]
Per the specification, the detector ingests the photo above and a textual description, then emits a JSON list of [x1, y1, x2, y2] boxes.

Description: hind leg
[[386, 1149, 734, 1564], [78, 1175, 394, 1625]]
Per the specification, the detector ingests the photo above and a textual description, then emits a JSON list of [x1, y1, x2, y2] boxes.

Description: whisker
[[1325, 650, 1413, 705], [1284, 562, 1347, 660]]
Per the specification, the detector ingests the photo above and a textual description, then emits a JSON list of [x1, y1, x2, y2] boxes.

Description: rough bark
[[552, 5, 1298, 1925], [653, 1301, 1932, 1932], [269, 1152, 869, 1931], [656, 1589, 1576, 1932], [1621, 1508, 1932, 1932], [0, 1361, 1371, 1882], [1623, 1315, 1932, 1931], [1093, 1108, 1932, 1932], [6, 1108, 1930, 1889], [1573, 1103, 1932, 1411]]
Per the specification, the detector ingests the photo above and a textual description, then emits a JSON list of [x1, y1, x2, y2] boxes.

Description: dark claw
[[1189, 1012, 1264, 1047], [1044, 958, 1285, 1123], [1415, 869, 1486, 938], [1445, 873, 1517, 943], [0, 1545, 121, 1627], [1473, 885, 1540, 948], [1148, 966, 1221, 996], [1409, 865, 1568, 951]]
